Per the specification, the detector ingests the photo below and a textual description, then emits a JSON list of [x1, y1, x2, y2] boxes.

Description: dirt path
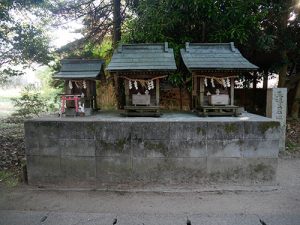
[[0, 159, 300, 225]]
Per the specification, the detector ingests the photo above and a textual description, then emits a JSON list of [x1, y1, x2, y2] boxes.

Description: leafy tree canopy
[[0, 0, 52, 84]]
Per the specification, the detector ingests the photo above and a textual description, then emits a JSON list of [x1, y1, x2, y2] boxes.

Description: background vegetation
[[1, 0, 300, 117]]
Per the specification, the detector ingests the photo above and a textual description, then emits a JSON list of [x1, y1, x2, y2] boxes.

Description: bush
[[11, 84, 47, 119]]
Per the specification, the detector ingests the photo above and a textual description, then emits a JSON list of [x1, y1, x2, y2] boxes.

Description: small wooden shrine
[[107, 43, 176, 117], [54, 59, 104, 116], [181, 42, 258, 116]]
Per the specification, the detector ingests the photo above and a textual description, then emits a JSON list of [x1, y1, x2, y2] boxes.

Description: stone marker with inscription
[[266, 88, 287, 152]]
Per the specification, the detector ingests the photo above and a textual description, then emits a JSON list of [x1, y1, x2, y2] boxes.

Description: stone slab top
[[28, 112, 277, 123]]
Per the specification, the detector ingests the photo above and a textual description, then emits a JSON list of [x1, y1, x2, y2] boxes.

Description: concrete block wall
[[25, 120, 280, 187]]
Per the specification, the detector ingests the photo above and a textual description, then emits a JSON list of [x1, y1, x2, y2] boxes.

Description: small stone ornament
[[216, 89, 220, 95]]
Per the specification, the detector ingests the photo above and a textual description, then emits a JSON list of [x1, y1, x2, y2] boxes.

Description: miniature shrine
[[107, 43, 176, 117], [54, 59, 104, 116], [181, 42, 258, 116]]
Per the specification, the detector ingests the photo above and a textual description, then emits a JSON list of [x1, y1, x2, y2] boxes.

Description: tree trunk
[[291, 80, 300, 119], [253, 72, 257, 89], [179, 87, 182, 110], [278, 50, 288, 87], [278, 3, 289, 87], [263, 70, 268, 89], [202, 22, 206, 42], [112, 0, 122, 108], [113, 0, 121, 48]]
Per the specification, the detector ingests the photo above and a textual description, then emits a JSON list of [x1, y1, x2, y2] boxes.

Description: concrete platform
[[24, 112, 280, 187], [32, 111, 276, 122]]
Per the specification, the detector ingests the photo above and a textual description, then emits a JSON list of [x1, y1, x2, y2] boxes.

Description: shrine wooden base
[[122, 105, 161, 117], [196, 105, 241, 117]]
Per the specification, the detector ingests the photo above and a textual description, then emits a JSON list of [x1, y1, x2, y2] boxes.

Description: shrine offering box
[[132, 94, 151, 105], [208, 94, 229, 105]]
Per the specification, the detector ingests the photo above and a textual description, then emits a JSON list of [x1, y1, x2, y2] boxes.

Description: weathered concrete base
[[64, 108, 93, 117], [25, 113, 280, 187]]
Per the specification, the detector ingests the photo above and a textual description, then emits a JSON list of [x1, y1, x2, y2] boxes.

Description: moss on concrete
[[224, 124, 238, 134], [144, 141, 168, 156], [98, 139, 127, 152], [197, 127, 206, 136], [238, 139, 245, 146], [209, 167, 242, 182], [259, 122, 279, 133], [86, 123, 95, 133], [252, 163, 269, 173], [116, 139, 127, 149]]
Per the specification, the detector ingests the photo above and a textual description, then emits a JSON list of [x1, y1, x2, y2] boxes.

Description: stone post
[[266, 88, 287, 152]]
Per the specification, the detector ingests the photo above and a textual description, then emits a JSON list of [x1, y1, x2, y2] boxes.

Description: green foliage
[[0, 170, 19, 188], [0, 0, 51, 84], [168, 72, 184, 87], [92, 39, 114, 63], [36, 66, 63, 111], [58, 38, 113, 67], [125, 0, 264, 45], [7, 67, 63, 121], [11, 84, 47, 119]]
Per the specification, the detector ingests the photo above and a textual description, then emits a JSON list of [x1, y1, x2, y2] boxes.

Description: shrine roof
[[180, 42, 258, 72], [54, 59, 104, 80], [107, 43, 177, 72]]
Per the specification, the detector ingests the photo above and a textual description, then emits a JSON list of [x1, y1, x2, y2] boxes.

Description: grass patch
[[286, 140, 300, 154], [0, 170, 19, 188]]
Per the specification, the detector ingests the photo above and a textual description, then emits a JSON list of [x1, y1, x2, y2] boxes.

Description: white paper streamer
[[129, 81, 132, 89], [226, 78, 230, 87], [83, 80, 87, 89], [68, 80, 73, 89], [134, 80, 138, 90], [204, 78, 208, 87], [211, 78, 215, 88], [79, 102, 85, 113], [222, 78, 226, 87], [147, 80, 154, 90]]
